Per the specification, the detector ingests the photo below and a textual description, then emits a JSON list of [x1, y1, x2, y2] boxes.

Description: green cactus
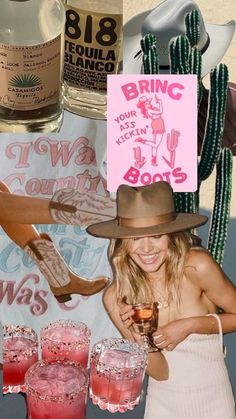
[[140, 9, 232, 264], [169, 39, 202, 103], [169, 35, 191, 74], [185, 10, 203, 104], [141, 33, 159, 74], [189, 47, 203, 103], [185, 9, 200, 46], [174, 191, 197, 214], [169, 40, 178, 74], [207, 148, 233, 266], [198, 64, 228, 181]]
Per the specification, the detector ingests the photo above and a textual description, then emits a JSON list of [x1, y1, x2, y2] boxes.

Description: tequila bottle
[[64, 0, 123, 119], [0, 0, 65, 132]]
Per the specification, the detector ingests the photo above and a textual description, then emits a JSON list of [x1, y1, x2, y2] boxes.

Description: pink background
[[107, 74, 198, 192]]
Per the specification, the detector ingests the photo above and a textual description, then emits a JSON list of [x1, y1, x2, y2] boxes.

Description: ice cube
[[4, 337, 35, 351], [99, 349, 134, 368], [47, 329, 62, 341], [46, 326, 82, 344], [125, 353, 143, 368], [32, 379, 52, 394], [28, 363, 86, 396]]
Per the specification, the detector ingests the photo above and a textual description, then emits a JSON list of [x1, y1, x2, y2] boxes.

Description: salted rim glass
[[90, 338, 148, 413], [3, 325, 38, 361], [3, 324, 38, 394], [25, 359, 88, 403], [41, 319, 91, 351], [91, 337, 148, 377]]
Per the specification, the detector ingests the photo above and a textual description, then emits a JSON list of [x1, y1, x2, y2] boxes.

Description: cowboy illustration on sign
[[135, 95, 180, 168], [107, 74, 197, 193], [135, 96, 166, 167]]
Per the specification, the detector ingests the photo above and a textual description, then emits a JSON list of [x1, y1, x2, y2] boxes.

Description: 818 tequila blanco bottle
[[0, 0, 65, 132], [64, 0, 123, 119]]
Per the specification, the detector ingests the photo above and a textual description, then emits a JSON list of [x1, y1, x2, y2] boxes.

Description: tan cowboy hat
[[87, 182, 208, 239], [123, 0, 235, 77]]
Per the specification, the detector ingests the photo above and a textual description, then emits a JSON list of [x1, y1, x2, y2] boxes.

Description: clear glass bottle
[[64, 0, 123, 120], [0, 0, 65, 133]]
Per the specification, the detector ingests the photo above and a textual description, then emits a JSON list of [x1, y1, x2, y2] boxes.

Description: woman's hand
[[118, 300, 145, 345], [118, 299, 134, 327], [152, 318, 192, 351]]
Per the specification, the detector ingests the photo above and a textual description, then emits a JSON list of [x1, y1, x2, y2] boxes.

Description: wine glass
[[132, 302, 159, 352]]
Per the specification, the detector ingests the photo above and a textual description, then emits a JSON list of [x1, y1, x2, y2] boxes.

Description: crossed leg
[[0, 181, 110, 302], [0, 181, 41, 247]]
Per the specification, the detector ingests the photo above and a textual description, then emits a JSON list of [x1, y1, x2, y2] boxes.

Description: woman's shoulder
[[102, 282, 122, 323], [185, 247, 216, 276], [103, 281, 117, 308]]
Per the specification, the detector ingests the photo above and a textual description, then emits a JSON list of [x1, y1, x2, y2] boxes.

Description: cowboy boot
[[49, 189, 116, 225], [24, 233, 110, 303]]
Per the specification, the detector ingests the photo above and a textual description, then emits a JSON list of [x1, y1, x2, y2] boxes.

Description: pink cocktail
[[3, 325, 38, 394], [41, 320, 91, 368], [90, 338, 148, 413], [25, 360, 88, 419]]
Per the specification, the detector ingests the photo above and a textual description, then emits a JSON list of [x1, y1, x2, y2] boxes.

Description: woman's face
[[127, 235, 169, 276]]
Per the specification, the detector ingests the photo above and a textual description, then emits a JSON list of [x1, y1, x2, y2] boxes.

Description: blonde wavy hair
[[108, 232, 201, 307]]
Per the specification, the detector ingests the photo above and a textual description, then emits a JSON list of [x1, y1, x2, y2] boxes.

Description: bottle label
[[64, 5, 122, 92], [0, 36, 62, 111]]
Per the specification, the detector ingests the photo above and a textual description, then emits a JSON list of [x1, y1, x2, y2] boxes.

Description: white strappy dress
[[144, 314, 236, 419]]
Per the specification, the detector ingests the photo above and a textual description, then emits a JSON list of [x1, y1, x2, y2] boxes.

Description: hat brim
[[87, 213, 208, 239], [123, 9, 235, 77]]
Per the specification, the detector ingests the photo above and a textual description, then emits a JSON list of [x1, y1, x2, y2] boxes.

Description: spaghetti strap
[[206, 313, 226, 357]]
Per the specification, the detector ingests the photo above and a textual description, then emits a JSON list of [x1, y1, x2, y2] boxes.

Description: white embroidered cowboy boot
[[49, 189, 116, 225], [24, 233, 110, 303]]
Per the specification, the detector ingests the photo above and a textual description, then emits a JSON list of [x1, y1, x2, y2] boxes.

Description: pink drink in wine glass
[[25, 360, 88, 419], [41, 320, 91, 368], [90, 338, 148, 413], [3, 325, 38, 394]]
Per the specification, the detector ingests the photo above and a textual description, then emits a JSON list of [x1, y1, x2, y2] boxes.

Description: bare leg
[[0, 181, 115, 226], [0, 182, 40, 247], [151, 146, 158, 166], [0, 182, 110, 301], [150, 134, 164, 166], [0, 184, 52, 225], [155, 133, 164, 148]]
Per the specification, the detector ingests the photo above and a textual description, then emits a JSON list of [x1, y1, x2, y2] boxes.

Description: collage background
[[1, 1, 236, 418]]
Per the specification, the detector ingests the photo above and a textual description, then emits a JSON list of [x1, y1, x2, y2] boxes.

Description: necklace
[[150, 276, 170, 310], [156, 299, 169, 310], [153, 286, 169, 309]]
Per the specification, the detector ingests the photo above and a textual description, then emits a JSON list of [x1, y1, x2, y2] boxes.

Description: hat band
[[118, 212, 176, 228]]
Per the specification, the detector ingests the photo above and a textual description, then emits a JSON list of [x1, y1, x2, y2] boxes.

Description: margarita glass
[[3, 325, 38, 394], [41, 320, 91, 367], [25, 359, 88, 419], [90, 338, 148, 413]]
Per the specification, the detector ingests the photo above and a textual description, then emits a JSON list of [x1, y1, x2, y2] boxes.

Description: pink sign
[[107, 74, 198, 192]]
